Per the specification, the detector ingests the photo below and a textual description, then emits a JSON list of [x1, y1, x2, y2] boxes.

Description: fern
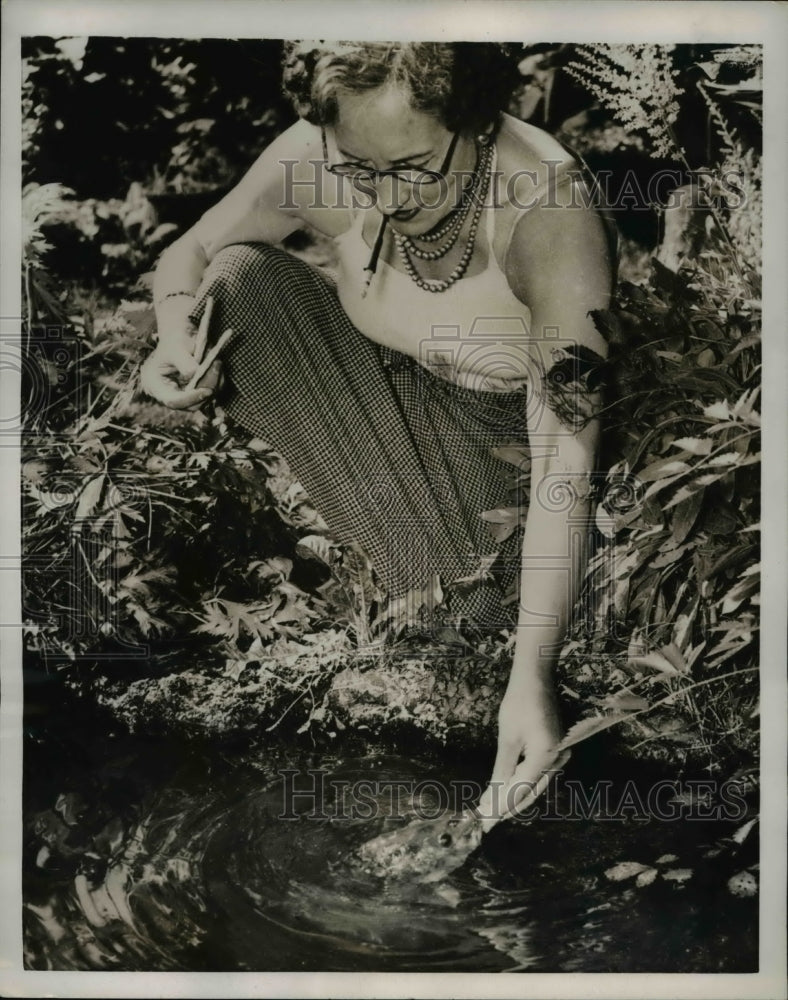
[[565, 45, 683, 157]]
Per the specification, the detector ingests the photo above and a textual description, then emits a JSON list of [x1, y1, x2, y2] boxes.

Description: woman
[[140, 42, 613, 827]]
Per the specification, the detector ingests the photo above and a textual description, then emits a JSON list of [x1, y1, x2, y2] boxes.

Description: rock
[[655, 853, 679, 864], [604, 861, 651, 882], [727, 870, 758, 898]]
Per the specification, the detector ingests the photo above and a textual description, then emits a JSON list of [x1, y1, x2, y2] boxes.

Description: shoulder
[[493, 114, 578, 208], [237, 118, 346, 217], [193, 118, 352, 245], [490, 115, 601, 276], [266, 119, 352, 235]]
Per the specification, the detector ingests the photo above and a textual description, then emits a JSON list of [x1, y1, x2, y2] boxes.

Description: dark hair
[[281, 41, 521, 135]]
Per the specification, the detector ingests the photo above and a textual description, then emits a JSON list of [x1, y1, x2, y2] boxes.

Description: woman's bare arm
[[152, 119, 340, 334], [143, 119, 345, 406], [479, 184, 613, 825]]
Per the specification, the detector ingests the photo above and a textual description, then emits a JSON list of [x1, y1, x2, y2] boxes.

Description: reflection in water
[[23, 739, 758, 972]]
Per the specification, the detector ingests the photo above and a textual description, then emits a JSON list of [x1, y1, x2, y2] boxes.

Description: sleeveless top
[[332, 128, 580, 394]]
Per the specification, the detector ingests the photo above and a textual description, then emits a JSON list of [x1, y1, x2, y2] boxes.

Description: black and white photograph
[[1, 1, 785, 997]]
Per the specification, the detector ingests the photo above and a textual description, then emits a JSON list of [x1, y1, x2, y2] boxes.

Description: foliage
[[22, 37, 292, 198], [24, 181, 180, 299], [22, 312, 319, 669], [21, 197, 328, 669], [565, 45, 684, 157], [536, 44, 763, 768]]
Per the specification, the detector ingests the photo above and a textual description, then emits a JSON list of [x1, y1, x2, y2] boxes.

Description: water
[[23, 719, 757, 972]]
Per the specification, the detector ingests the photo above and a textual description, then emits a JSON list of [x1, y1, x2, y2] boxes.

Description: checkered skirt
[[188, 242, 530, 626]]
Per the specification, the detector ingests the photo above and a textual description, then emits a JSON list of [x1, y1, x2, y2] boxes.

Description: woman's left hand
[[476, 677, 563, 832]]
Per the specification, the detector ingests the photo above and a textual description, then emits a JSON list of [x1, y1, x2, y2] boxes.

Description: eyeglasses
[[321, 126, 460, 189]]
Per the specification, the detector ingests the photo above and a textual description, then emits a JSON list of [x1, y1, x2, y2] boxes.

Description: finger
[[158, 385, 214, 411], [477, 738, 524, 829], [500, 747, 571, 822], [166, 353, 199, 380], [140, 354, 197, 398], [475, 786, 500, 832], [191, 359, 223, 392]]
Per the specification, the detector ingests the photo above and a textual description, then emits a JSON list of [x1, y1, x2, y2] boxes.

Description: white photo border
[[1, 2, 786, 998]]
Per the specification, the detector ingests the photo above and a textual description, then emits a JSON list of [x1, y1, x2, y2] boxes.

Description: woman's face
[[331, 85, 476, 235]]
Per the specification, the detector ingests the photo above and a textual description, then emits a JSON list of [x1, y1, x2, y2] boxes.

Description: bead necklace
[[415, 145, 489, 247], [391, 141, 493, 293], [399, 142, 492, 261]]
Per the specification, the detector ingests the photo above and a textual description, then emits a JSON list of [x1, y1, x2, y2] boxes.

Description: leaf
[[703, 401, 731, 421], [557, 711, 634, 751], [129, 603, 164, 636], [188, 453, 211, 470], [727, 870, 757, 897], [637, 458, 690, 483], [480, 506, 523, 524], [663, 868, 693, 883], [702, 502, 739, 536], [252, 556, 293, 582], [451, 554, 499, 596], [663, 481, 704, 511], [480, 506, 522, 544], [731, 818, 757, 845], [707, 452, 742, 467], [627, 652, 680, 675], [602, 691, 649, 711], [74, 874, 106, 928], [144, 222, 179, 245], [643, 468, 693, 501], [595, 504, 616, 538], [720, 568, 760, 614], [660, 642, 688, 672], [670, 488, 705, 544], [490, 445, 531, 470], [651, 539, 695, 569], [116, 301, 157, 340], [636, 867, 659, 887], [605, 861, 651, 882], [672, 436, 712, 456], [73, 474, 105, 522], [733, 386, 761, 423], [704, 544, 756, 580], [296, 534, 338, 565], [224, 660, 248, 682]]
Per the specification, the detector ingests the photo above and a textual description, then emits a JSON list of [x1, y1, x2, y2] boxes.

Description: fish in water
[[353, 810, 484, 884], [352, 749, 572, 883]]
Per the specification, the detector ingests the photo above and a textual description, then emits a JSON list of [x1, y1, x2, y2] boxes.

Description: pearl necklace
[[414, 145, 491, 250], [392, 141, 493, 293]]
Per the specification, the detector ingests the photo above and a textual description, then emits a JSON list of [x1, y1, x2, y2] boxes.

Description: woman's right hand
[[139, 331, 223, 410]]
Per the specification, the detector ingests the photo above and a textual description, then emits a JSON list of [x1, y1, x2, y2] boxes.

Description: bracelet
[[155, 291, 196, 308]]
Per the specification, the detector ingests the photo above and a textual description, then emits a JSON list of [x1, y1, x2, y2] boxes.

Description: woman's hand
[[139, 330, 223, 410], [476, 676, 563, 832]]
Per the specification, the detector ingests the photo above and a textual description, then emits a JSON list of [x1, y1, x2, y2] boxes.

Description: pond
[[23, 681, 758, 973]]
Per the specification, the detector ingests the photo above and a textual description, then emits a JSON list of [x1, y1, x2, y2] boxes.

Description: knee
[[203, 241, 289, 293]]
